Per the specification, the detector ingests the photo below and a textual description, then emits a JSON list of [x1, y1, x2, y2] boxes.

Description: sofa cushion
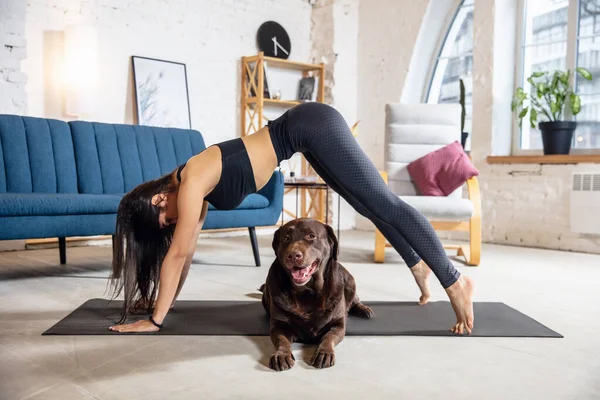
[[0, 193, 122, 217], [69, 121, 206, 194], [0, 115, 78, 194], [407, 141, 478, 196], [207, 194, 269, 211], [399, 195, 474, 221]]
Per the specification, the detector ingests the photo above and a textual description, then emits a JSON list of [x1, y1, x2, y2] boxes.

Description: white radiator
[[570, 172, 600, 234]]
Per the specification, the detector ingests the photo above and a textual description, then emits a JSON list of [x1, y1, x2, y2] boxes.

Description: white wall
[[23, 0, 312, 146], [355, 0, 429, 230], [0, 0, 28, 251], [357, 0, 428, 171], [332, 0, 359, 230], [0, 0, 27, 115]]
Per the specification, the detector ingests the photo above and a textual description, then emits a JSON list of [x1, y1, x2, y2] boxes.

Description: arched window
[[425, 0, 474, 151], [516, 0, 600, 152]]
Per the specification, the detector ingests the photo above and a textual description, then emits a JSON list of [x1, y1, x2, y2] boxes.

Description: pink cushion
[[407, 141, 479, 196]]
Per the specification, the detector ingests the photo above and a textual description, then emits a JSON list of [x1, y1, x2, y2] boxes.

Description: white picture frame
[[132, 56, 192, 129]]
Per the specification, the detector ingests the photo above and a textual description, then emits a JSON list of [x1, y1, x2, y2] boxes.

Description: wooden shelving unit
[[241, 52, 325, 137], [240, 52, 328, 224]]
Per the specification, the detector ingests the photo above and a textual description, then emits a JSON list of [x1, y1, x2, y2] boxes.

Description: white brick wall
[[0, 0, 27, 115], [478, 163, 600, 253], [23, 0, 312, 146], [0, 0, 28, 251]]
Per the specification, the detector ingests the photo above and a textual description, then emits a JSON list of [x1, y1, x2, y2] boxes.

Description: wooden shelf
[[241, 52, 324, 137], [487, 155, 600, 164], [244, 55, 322, 71], [246, 97, 303, 107]]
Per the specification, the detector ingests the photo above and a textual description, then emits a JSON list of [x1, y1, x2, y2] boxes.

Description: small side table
[[282, 180, 342, 241]]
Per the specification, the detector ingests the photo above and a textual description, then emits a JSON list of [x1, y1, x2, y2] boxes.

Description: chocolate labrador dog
[[260, 218, 374, 371]]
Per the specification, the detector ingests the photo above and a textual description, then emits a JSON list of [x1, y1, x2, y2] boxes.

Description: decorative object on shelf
[[257, 21, 291, 59], [298, 76, 315, 101], [459, 78, 468, 150], [273, 90, 281, 100], [512, 68, 593, 155], [132, 56, 191, 129]]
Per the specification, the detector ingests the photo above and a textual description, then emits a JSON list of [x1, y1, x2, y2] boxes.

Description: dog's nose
[[287, 251, 303, 264]]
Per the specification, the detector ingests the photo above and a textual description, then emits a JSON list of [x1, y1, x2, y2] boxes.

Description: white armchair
[[374, 103, 481, 266]]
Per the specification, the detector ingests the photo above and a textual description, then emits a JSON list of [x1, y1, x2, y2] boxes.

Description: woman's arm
[[172, 201, 209, 305], [152, 181, 210, 324], [109, 181, 210, 333]]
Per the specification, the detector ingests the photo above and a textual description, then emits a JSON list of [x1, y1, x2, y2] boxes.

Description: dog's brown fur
[[261, 218, 374, 371]]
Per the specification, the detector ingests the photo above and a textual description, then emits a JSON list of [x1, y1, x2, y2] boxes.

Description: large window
[[518, 0, 600, 151], [426, 0, 474, 151]]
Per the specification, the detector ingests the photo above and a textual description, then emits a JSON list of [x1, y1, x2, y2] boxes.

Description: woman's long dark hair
[[109, 172, 177, 324]]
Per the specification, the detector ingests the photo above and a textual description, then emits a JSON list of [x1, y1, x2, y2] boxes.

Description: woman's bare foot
[[410, 261, 431, 305], [445, 275, 475, 334]]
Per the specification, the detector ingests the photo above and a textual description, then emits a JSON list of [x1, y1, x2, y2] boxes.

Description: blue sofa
[[0, 115, 283, 266]]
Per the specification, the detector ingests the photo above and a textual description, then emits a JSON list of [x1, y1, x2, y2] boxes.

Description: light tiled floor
[[1, 230, 599, 400]]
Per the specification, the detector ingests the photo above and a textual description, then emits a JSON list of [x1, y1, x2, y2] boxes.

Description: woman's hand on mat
[[109, 320, 160, 333]]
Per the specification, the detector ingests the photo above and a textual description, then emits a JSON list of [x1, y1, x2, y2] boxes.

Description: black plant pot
[[539, 121, 576, 155], [461, 132, 469, 149]]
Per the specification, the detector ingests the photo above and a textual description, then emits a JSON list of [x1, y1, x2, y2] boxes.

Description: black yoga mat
[[42, 299, 562, 338]]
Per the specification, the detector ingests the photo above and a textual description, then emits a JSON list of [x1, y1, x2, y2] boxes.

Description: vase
[[539, 121, 576, 155]]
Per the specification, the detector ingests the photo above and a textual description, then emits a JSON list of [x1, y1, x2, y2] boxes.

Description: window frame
[[513, 0, 600, 155], [423, 0, 470, 104]]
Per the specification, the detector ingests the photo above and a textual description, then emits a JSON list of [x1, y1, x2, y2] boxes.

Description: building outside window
[[426, 0, 474, 151], [518, 0, 600, 151]]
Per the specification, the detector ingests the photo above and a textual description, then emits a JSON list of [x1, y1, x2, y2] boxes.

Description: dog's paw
[[311, 347, 336, 369], [269, 350, 295, 371], [350, 303, 375, 319]]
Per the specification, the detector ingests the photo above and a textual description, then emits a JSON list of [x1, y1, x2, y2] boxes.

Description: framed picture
[[132, 56, 192, 129]]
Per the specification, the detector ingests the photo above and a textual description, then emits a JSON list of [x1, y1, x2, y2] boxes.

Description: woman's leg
[[303, 152, 432, 305], [287, 102, 474, 333]]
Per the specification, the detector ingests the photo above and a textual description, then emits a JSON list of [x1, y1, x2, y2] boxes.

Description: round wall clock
[[257, 21, 291, 59]]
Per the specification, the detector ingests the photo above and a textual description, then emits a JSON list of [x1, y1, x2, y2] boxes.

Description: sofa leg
[[248, 227, 260, 267], [58, 237, 66, 265]]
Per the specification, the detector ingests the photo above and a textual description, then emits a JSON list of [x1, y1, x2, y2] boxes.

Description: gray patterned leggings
[[268, 102, 460, 289]]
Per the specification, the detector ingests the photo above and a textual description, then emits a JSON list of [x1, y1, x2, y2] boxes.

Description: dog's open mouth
[[290, 260, 319, 285]]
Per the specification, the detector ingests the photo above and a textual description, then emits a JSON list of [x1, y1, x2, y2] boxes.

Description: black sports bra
[[177, 138, 256, 210]]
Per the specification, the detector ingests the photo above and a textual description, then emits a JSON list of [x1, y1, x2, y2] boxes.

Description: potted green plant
[[511, 68, 592, 155], [459, 78, 468, 149]]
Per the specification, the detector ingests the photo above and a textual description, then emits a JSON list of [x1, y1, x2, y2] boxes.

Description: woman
[[108, 102, 474, 335]]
